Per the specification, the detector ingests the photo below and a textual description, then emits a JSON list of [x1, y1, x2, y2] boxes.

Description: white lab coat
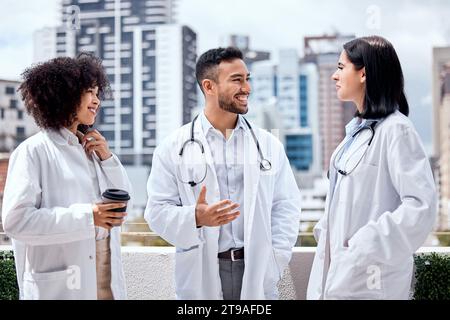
[[145, 116, 301, 299], [307, 111, 437, 300], [2, 129, 130, 300]]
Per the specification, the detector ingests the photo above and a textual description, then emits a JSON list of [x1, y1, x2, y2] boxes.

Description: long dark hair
[[343, 36, 409, 118]]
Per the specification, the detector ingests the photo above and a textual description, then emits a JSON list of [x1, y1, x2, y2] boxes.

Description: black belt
[[218, 248, 244, 261]]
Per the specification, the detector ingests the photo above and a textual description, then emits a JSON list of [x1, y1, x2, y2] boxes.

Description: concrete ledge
[[121, 246, 449, 300], [2, 246, 449, 299]]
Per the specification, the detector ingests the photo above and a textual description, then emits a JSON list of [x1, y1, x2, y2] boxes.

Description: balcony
[[1, 237, 449, 299], [4, 245, 445, 300]]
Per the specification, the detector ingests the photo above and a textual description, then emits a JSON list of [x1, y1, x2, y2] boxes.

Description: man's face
[[215, 59, 251, 114]]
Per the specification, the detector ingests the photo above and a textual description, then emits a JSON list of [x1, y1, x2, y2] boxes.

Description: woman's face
[[332, 50, 366, 112], [76, 86, 100, 126]]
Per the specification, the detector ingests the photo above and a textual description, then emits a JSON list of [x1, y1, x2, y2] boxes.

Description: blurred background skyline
[[1, 0, 450, 246], [1, 0, 450, 153]]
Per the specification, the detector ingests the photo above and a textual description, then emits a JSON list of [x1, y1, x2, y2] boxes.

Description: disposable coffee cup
[[101, 188, 130, 213]]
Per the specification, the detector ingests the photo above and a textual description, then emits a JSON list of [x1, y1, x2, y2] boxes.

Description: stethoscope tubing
[[178, 114, 272, 187]]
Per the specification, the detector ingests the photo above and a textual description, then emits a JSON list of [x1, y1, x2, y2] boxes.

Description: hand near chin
[[82, 129, 112, 160]]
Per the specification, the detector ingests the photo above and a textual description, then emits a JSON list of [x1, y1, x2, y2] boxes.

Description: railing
[[1, 221, 450, 247]]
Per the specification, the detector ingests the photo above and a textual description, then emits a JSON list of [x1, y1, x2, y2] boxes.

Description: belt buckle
[[231, 249, 238, 262]]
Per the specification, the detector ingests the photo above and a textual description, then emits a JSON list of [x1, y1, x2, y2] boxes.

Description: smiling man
[[145, 47, 301, 300]]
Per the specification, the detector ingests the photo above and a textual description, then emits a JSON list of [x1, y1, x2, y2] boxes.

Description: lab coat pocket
[[326, 248, 383, 299], [325, 248, 354, 299], [174, 245, 202, 299], [349, 254, 384, 299], [23, 268, 78, 300]]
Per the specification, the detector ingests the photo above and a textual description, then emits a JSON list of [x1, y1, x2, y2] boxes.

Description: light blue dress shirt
[[330, 117, 375, 200], [200, 112, 246, 253]]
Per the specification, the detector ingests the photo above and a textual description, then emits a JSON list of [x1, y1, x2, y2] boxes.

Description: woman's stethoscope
[[331, 119, 379, 177], [177, 114, 272, 187]]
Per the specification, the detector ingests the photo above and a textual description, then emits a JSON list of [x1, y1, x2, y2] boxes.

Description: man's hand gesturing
[[195, 186, 240, 227]]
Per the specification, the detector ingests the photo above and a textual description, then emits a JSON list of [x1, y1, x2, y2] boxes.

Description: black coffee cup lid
[[102, 189, 130, 201]]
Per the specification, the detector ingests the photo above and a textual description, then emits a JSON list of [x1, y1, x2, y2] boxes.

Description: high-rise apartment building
[[432, 47, 450, 158], [431, 47, 450, 231], [250, 49, 320, 174], [223, 34, 270, 69], [438, 64, 450, 230], [0, 79, 39, 152], [303, 34, 355, 171], [46, 0, 197, 165]]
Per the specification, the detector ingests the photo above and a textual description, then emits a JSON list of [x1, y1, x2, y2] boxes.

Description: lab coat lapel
[[190, 116, 222, 255], [339, 128, 372, 170], [192, 117, 220, 204], [92, 153, 108, 193], [243, 128, 261, 245], [75, 130, 107, 195]]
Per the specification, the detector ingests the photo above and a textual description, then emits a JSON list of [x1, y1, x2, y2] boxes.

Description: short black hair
[[195, 47, 244, 93], [18, 52, 110, 130], [343, 36, 409, 118]]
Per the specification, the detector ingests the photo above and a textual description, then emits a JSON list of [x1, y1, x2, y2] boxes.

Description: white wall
[[121, 247, 315, 300]]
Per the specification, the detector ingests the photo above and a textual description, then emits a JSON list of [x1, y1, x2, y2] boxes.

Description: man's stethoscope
[[330, 119, 379, 177], [177, 114, 272, 187]]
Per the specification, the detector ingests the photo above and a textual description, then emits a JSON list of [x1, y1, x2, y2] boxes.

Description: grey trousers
[[219, 258, 245, 300]]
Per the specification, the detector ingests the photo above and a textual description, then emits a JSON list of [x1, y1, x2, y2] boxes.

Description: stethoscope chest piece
[[260, 159, 272, 171]]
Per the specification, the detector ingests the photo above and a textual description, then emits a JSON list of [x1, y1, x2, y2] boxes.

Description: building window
[[17, 110, 23, 120], [5, 86, 15, 95], [15, 127, 26, 147], [16, 127, 25, 136], [0, 108, 4, 119], [10, 99, 18, 109]]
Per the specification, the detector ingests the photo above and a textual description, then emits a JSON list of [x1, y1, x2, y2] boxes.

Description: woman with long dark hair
[[2, 53, 130, 299], [307, 36, 437, 299]]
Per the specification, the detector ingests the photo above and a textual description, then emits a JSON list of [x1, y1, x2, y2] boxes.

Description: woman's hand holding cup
[[92, 202, 127, 230]]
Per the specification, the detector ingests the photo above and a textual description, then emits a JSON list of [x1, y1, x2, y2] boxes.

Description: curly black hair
[[195, 47, 243, 93], [18, 52, 110, 131]]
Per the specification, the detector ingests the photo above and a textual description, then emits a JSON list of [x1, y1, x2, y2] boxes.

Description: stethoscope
[[177, 114, 272, 187], [331, 119, 379, 176]]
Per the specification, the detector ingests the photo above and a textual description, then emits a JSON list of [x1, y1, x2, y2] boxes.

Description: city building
[[303, 33, 355, 172], [249, 49, 321, 174], [45, 0, 197, 166], [432, 47, 450, 231], [0, 79, 38, 152], [0, 153, 10, 245], [222, 34, 270, 69], [432, 47, 450, 158], [33, 27, 58, 63], [155, 24, 197, 145], [438, 64, 450, 230]]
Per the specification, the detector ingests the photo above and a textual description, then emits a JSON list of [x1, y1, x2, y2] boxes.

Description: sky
[[1, 0, 450, 153]]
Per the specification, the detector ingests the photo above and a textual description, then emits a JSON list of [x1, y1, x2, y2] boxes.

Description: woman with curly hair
[[2, 53, 131, 300]]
